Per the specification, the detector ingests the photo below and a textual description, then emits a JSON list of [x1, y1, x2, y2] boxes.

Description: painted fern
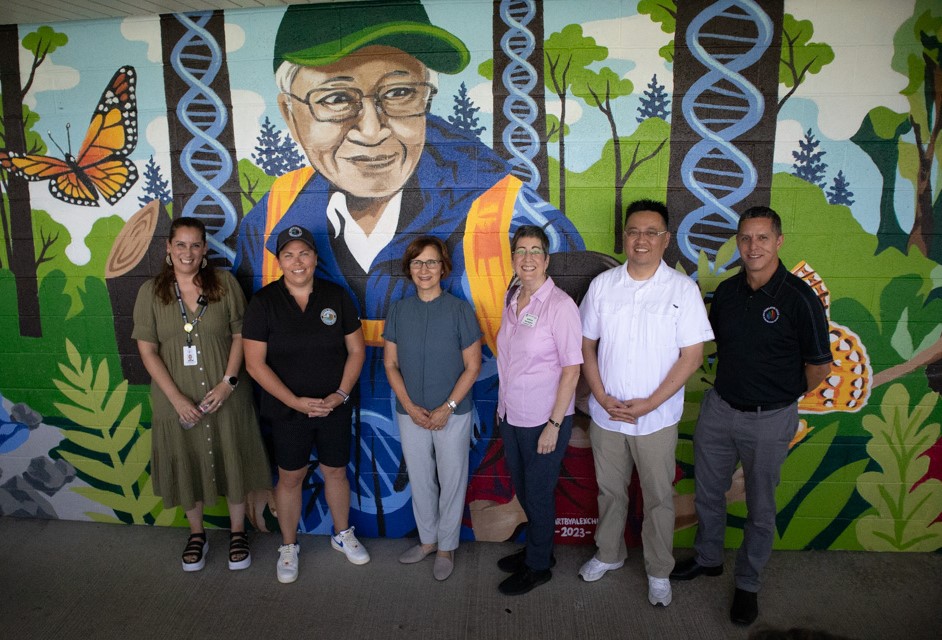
[[53, 339, 174, 525]]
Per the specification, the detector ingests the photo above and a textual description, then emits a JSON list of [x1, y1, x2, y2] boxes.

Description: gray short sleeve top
[[383, 292, 482, 414]]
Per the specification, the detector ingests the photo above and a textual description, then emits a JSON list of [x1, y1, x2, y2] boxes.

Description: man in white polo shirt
[[579, 199, 714, 607]]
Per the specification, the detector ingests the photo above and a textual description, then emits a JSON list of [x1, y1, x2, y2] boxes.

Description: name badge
[[521, 313, 538, 327], [183, 345, 198, 366]]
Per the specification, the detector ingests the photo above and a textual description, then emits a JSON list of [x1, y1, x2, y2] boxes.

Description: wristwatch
[[547, 418, 561, 429], [223, 376, 239, 389], [446, 399, 458, 413]]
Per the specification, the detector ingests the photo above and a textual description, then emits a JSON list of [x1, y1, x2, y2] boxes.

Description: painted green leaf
[[74, 485, 160, 515], [915, 324, 942, 356], [86, 512, 122, 524], [714, 236, 738, 272], [102, 380, 129, 423], [53, 402, 102, 429], [57, 359, 91, 390], [92, 359, 110, 397], [776, 422, 838, 508], [53, 378, 92, 407], [65, 339, 83, 372], [58, 450, 117, 481], [855, 383, 942, 550], [889, 308, 914, 359], [777, 459, 869, 549], [56, 429, 106, 452]]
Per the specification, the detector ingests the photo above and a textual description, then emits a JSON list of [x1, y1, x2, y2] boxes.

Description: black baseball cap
[[274, 225, 316, 256]]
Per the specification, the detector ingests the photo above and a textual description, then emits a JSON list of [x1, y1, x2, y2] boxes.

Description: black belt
[[720, 394, 793, 413]]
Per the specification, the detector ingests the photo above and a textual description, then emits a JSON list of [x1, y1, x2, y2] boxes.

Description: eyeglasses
[[285, 82, 437, 123], [625, 229, 668, 239], [512, 247, 546, 257], [409, 259, 442, 270]]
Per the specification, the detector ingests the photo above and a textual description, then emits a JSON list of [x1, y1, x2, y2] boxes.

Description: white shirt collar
[[326, 191, 402, 272]]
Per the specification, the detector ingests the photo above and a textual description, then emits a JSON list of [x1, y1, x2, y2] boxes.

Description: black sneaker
[[498, 567, 552, 595]]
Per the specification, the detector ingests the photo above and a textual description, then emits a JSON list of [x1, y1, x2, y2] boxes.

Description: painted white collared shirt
[[326, 190, 402, 272]]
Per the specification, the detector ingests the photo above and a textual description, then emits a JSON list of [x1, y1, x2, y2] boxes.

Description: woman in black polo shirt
[[243, 225, 367, 584]]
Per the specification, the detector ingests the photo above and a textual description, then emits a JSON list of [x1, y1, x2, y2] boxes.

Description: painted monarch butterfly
[[0, 65, 138, 207]]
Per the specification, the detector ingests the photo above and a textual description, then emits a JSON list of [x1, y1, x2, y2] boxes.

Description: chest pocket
[[641, 300, 679, 349]]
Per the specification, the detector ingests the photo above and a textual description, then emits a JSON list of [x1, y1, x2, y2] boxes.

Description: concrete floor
[[1, 516, 939, 640]]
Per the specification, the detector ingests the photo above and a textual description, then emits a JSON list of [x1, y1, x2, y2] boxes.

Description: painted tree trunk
[[160, 10, 244, 265], [665, 0, 783, 272], [491, 0, 550, 202], [0, 25, 41, 337]]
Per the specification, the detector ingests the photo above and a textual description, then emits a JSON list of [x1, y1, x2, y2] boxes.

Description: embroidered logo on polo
[[288, 225, 303, 238], [762, 306, 780, 324], [320, 308, 338, 325]]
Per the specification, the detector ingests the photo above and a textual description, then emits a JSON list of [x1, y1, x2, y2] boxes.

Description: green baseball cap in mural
[[273, 0, 470, 74]]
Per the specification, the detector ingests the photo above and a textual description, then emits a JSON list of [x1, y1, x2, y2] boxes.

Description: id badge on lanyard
[[175, 282, 207, 366]]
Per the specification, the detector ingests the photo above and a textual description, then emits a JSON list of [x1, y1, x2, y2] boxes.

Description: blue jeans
[[499, 416, 573, 571]]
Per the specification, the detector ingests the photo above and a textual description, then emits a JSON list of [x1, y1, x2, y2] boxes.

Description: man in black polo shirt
[[670, 206, 832, 626]]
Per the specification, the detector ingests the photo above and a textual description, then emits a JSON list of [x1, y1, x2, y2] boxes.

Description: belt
[[720, 394, 794, 413]]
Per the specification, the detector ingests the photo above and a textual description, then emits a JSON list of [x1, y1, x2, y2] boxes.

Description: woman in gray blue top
[[383, 236, 482, 581]]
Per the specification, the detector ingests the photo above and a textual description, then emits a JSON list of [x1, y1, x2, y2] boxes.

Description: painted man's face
[[279, 45, 430, 200]]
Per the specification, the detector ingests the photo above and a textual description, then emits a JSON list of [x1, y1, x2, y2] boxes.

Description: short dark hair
[[401, 236, 452, 278], [624, 199, 669, 227], [510, 224, 550, 254], [738, 206, 782, 235]]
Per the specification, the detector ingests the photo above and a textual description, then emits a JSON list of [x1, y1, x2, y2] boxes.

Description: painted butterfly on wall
[[792, 260, 871, 414], [0, 65, 138, 207]]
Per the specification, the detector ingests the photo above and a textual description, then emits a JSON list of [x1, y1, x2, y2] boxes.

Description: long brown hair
[[154, 217, 224, 305]]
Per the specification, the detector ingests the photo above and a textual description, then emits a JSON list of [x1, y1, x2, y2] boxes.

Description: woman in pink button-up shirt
[[494, 225, 583, 596]]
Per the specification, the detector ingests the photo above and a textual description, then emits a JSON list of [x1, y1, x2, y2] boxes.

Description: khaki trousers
[[590, 420, 677, 578]]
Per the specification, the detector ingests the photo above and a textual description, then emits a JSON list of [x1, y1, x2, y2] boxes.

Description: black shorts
[[271, 408, 352, 471]]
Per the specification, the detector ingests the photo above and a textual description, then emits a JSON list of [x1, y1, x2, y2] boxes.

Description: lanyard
[[173, 282, 208, 346]]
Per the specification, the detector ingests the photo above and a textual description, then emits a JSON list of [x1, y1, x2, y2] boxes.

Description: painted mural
[[0, 0, 939, 554]]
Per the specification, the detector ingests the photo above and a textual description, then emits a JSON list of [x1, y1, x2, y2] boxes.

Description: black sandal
[[182, 532, 208, 572], [228, 531, 251, 571]]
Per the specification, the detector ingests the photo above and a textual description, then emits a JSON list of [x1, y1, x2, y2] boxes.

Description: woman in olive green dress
[[133, 217, 271, 572]]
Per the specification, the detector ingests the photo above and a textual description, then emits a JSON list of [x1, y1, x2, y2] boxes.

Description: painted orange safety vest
[[259, 167, 520, 354]]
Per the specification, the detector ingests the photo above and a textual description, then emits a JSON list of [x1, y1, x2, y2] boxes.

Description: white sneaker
[[276, 543, 300, 583], [578, 556, 624, 582], [648, 575, 672, 606], [331, 526, 370, 565]]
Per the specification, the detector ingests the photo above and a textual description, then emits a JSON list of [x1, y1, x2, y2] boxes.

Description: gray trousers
[[692, 389, 797, 592], [590, 421, 677, 578], [397, 411, 472, 552]]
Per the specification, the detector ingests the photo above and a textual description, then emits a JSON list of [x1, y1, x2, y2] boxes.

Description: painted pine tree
[[827, 170, 855, 206], [138, 156, 172, 207], [792, 128, 828, 188], [252, 116, 305, 177], [636, 73, 670, 122], [447, 82, 485, 141]]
